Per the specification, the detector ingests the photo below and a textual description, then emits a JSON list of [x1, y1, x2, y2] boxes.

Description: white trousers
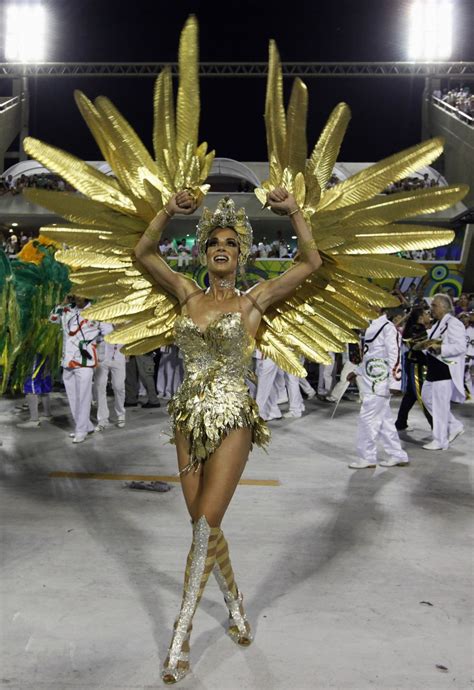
[[63, 367, 95, 437], [318, 352, 335, 395], [94, 359, 126, 424], [256, 358, 281, 420], [299, 376, 316, 397], [421, 380, 463, 448], [357, 393, 408, 463], [284, 371, 305, 414]]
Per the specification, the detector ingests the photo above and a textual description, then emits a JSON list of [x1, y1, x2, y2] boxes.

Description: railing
[[432, 94, 474, 126], [0, 95, 23, 113]]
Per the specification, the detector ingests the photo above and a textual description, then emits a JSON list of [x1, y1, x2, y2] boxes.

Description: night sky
[[2, 0, 473, 164]]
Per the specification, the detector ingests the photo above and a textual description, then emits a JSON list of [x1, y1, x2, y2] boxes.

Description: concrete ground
[[0, 392, 473, 690]]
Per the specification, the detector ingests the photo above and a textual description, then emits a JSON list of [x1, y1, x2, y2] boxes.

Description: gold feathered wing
[[22, 16, 214, 355], [254, 41, 468, 376]]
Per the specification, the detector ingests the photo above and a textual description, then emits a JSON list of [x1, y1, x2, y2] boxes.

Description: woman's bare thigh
[[197, 427, 252, 527], [175, 429, 203, 521]]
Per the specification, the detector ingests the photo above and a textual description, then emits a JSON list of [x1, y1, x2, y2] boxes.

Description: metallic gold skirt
[[168, 375, 270, 475]]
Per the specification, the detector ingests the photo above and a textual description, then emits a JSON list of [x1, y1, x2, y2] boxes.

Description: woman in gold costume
[[134, 187, 322, 683]]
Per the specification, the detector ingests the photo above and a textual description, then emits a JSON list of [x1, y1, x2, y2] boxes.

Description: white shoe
[[379, 458, 410, 467], [348, 460, 376, 469], [116, 420, 125, 428], [72, 435, 86, 444], [448, 428, 464, 443], [69, 432, 75, 438], [283, 411, 302, 418], [39, 414, 53, 421], [95, 423, 109, 432], [16, 420, 41, 429], [422, 441, 448, 451], [264, 414, 282, 421]]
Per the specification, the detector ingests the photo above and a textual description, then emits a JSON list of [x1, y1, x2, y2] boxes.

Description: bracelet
[[287, 207, 300, 217], [162, 206, 173, 218]]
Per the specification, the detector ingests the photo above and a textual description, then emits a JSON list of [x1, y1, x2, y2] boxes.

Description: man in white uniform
[[317, 352, 336, 399], [460, 312, 474, 399], [421, 295, 466, 450], [94, 322, 126, 430], [49, 296, 100, 443], [348, 308, 409, 469], [255, 351, 282, 421]]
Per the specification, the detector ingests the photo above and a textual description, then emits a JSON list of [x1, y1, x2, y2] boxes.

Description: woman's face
[[206, 228, 239, 274]]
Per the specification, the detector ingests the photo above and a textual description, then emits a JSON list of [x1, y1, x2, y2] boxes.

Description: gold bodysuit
[[168, 308, 270, 474]]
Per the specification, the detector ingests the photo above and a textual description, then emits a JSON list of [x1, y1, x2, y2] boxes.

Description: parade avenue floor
[[1, 393, 473, 690]]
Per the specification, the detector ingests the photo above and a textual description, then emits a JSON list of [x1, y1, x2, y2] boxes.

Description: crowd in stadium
[[433, 86, 474, 121]]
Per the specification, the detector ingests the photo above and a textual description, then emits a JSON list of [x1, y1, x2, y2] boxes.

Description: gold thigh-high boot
[[213, 530, 253, 646], [162, 516, 220, 684]]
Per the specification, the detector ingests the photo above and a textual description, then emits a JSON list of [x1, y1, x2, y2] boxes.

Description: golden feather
[[285, 78, 308, 173], [306, 102, 351, 190], [318, 137, 445, 211]]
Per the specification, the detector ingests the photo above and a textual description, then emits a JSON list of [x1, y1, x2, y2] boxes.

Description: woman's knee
[[194, 505, 223, 528]]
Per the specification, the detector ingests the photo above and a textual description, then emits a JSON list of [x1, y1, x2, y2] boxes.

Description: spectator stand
[[432, 87, 474, 126]]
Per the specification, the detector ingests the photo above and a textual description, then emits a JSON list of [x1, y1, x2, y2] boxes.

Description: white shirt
[[97, 322, 125, 363], [49, 303, 101, 368], [425, 313, 467, 402], [358, 314, 401, 395]]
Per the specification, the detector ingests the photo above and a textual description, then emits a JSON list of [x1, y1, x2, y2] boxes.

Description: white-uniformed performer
[[255, 351, 282, 421], [463, 314, 474, 399], [421, 294, 466, 450], [283, 371, 305, 418], [156, 345, 183, 399], [49, 296, 100, 443], [93, 322, 126, 431], [347, 308, 409, 469], [317, 351, 335, 398]]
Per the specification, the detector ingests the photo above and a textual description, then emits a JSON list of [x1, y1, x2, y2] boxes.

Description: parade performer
[[395, 305, 433, 431], [420, 294, 466, 450], [94, 322, 126, 430], [461, 311, 474, 398], [347, 308, 409, 469], [21, 16, 467, 685], [49, 296, 101, 443], [0, 237, 70, 396]]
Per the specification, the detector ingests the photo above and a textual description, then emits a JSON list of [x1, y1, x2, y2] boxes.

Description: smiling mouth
[[213, 255, 229, 263]]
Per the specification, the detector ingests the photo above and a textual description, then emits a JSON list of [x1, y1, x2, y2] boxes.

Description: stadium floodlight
[[5, 3, 47, 62], [408, 0, 453, 60]]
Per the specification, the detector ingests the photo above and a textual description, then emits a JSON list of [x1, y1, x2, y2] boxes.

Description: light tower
[[4, 2, 48, 162]]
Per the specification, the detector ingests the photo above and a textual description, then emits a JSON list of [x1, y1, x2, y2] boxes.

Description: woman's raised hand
[[266, 187, 299, 215], [166, 190, 198, 216]]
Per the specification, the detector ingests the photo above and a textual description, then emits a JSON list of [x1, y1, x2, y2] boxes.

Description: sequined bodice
[[169, 310, 269, 470], [174, 311, 254, 380]]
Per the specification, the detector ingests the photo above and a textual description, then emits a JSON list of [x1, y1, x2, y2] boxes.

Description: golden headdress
[[196, 197, 253, 264]]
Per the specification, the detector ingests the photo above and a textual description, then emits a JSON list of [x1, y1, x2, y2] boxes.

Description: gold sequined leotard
[[168, 299, 270, 474]]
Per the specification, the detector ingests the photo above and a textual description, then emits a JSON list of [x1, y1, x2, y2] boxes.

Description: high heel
[[223, 586, 253, 646], [213, 531, 253, 646], [162, 623, 192, 684], [161, 516, 219, 684]]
